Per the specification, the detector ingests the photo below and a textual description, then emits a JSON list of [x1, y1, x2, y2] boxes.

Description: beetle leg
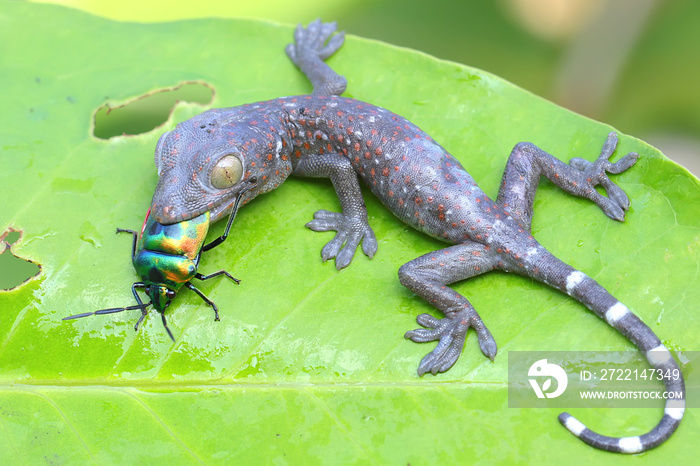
[[202, 182, 255, 252], [185, 282, 221, 321], [195, 270, 241, 284], [131, 282, 150, 331], [117, 228, 139, 260]]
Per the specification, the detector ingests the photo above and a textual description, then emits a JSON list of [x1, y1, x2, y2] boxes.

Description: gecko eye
[[211, 155, 243, 189]]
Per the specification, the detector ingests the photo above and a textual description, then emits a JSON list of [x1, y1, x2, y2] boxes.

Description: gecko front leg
[[293, 154, 378, 269], [285, 19, 347, 96]]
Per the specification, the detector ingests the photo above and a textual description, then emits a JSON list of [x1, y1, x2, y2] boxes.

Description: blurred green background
[[30, 0, 700, 174]]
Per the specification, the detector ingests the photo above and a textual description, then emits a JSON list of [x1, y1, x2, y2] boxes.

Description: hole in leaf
[[0, 229, 41, 291], [93, 82, 214, 139]]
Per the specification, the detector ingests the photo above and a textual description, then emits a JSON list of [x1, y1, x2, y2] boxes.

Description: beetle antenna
[[161, 313, 176, 341], [63, 302, 151, 321]]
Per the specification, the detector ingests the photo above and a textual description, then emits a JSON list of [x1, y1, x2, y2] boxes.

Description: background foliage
[[30, 0, 700, 174], [1, 2, 698, 464]]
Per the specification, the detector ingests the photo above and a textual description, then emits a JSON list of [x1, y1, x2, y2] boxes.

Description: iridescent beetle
[[64, 157, 257, 340]]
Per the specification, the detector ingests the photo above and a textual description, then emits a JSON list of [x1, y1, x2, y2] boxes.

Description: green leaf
[[1, 3, 698, 464]]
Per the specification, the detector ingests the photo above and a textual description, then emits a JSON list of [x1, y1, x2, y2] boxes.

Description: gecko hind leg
[[400, 242, 499, 375], [496, 131, 638, 229]]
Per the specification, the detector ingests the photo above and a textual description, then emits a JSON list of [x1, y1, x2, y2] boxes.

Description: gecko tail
[[559, 400, 683, 453], [555, 309, 685, 453], [525, 255, 685, 453]]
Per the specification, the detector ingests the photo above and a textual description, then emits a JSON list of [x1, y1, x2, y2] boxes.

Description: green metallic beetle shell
[[133, 250, 197, 290], [133, 210, 211, 290], [139, 211, 210, 261]]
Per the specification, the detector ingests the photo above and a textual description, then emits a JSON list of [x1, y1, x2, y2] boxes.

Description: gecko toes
[[407, 309, 494, 376], [569, 132, 638, 222], [361, 228, 378, 259], [307, 209, 378, 268], [289, 20, 345, 64], [320, 233, 346, 261]]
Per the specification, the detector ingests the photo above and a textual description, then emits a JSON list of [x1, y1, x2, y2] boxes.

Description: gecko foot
[[306, 209, 378, 270], [569, 131, 639, 221], [405, 309, 497, 376], [285, 19, 345, 66]]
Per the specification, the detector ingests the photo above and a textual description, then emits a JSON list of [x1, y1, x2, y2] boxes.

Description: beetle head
[[146, 284, 176, 340], [147, 285, 175, 313]]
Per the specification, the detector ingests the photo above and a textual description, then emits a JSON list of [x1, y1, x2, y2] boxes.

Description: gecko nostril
[[92, 82, 215, 140]]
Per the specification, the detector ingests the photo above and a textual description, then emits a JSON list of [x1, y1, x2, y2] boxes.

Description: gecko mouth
[[152, 177, 258, 225], [153, 204, 205, 225]]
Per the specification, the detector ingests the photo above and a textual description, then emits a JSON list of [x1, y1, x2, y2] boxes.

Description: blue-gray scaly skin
[[149, 20, 684, 453]]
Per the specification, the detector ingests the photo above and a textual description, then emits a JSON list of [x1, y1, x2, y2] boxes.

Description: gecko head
[[149, 111, 286, 225]]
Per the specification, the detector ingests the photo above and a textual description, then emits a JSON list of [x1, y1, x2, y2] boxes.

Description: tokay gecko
[[139, 21, 684, 453]]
